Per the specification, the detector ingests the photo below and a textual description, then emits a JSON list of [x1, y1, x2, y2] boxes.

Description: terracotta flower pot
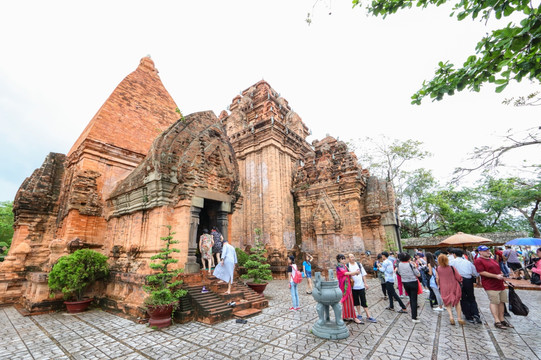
[[64, 298, 93, 313], [146, 304, 175, 328], [246, 282, 268, 295]]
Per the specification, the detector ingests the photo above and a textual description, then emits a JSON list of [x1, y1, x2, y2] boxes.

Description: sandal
[[458, 319, 466, 326], [494, 322, 507, 329], [450, 318, 455, 325], [501, 321, 514, 328]]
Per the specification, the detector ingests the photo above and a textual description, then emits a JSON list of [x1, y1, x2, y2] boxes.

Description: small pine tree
[[241, 228, 273, 284], [143, 225, 187, 306]]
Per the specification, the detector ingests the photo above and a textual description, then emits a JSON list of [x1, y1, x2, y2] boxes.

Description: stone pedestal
[[311, 270, 349, 340]]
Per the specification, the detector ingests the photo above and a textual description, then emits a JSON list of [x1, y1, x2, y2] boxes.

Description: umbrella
[[505, 238, 541, 246], [438, 232, 493, 247]]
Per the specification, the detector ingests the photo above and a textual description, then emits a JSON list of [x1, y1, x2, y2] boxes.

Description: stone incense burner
[[311, 270, 349, 340]]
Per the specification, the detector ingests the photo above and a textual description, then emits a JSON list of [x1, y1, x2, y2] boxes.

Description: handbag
[[417, 279, 423, 295], [507, 283, 529, 316]]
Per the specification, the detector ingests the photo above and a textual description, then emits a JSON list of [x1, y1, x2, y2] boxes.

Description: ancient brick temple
[[0, 57, 397, 316]]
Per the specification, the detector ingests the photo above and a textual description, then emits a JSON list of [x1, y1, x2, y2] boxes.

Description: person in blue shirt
[[377, 251, 407, 313], [303, 253, 313, 294]]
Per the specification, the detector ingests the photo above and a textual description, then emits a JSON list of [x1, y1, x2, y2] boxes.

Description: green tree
[[348, 136, 431, 201], [400, 168, 441, 237], [143, 225, 187, 306], [352, 0, 541, 104], [483, 176, 541, 237], [0, 201, 13, 248]]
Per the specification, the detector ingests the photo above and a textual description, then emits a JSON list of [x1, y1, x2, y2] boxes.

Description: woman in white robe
[[213, 239, 237, 294]]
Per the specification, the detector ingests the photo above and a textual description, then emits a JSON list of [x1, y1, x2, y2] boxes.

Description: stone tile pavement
[[1, 278, 540, 359]]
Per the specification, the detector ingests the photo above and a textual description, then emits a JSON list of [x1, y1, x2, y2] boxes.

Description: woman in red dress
[[436, 254, 464, 325], [336, 254, 362, 324]]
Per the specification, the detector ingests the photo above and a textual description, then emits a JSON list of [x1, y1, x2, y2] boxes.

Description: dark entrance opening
[[196, 199, 221, 268]]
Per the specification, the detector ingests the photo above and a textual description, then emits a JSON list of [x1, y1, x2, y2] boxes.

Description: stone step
[[233, 308, 262, 319]]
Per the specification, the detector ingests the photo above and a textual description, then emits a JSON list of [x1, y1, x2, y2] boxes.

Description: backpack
[[292, 265, 303, 284], [508, 285, 529, 316]]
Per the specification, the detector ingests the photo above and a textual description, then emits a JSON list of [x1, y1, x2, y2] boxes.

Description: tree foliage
[[240, 229, 273, 284], [453, 126, 540, 180], [48, 249, 109, 301], [352, 0, 541, 104], [349, 136, 431, 201], [143, 225, 187, 306], [0, 201, 13, 254]]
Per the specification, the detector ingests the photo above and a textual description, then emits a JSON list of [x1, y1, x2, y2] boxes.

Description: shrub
[[48, 249, 109, 301], [143, 225, 187, 306], [241, 234, 273, 284], [235, 247, 249, 267]]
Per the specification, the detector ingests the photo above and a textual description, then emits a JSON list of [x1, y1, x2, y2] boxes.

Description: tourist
[[375, 254, 388, 300], [530, 248, 541, 285], [426, 252, 444, 312], [303, 253, 314, 294], [390, 251, 404, 297], [287, 255, 300, 311], [336, 254, 363, 323], [213, 238, 237, 294], [396, 252, 421, 323], [449, 249, 482, 324], [474, 245, 513, 329], [199, 229, 214, 274], [415, 253, 429, 291], [436, 253, 464, 325], [495, 247, 510, 278], [347, 253, 377, 324], [473, 248, 480, 260], [211, 226, 224, 264], [503, 245, 523, 279], [377, 251, 407, 314]]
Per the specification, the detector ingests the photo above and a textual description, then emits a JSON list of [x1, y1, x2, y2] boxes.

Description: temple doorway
[[196, 199, 221, 267]]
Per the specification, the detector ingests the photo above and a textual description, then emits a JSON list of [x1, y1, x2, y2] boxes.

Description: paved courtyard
[[1, 277, 540, 360]]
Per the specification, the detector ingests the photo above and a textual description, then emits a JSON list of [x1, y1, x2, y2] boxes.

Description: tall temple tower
[[221, 81, 312, 251]]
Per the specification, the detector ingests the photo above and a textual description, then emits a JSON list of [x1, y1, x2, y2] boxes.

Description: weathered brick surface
[[223, 81, 312, 253], [1, 60, 396, 318], [68, 57, 179, 157], [293, 136, 397, 268]]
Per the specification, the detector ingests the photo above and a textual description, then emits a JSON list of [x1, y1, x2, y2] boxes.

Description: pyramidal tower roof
[[68, 57, 179, 157]]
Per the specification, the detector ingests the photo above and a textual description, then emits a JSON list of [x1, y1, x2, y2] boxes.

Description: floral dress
[[199, 234, 213, 260], [336, 264, 356, 319]]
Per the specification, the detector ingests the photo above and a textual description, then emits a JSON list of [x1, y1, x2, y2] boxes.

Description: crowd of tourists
[[287, 246, 541, 330], [203, 228, 541, 330]]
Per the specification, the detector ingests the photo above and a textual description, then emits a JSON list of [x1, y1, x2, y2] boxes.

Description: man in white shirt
[[347, 253, 377, 323], [450, 249, 482, 324]]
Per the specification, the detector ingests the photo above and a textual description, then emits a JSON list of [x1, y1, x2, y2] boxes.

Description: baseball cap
[[477, 245, 489, 251]]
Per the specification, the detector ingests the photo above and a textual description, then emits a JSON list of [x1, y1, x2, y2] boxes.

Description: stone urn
[[311, 270, 349, 339]]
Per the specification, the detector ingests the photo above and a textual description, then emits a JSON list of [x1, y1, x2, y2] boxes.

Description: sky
[[1, 0, 539, 202]]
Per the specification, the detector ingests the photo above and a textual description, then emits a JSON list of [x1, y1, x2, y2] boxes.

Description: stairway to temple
[[184, 274, 268, 324]]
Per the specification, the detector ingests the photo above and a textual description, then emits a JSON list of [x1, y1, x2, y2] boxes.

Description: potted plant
[[241, 229, 273, 295], [48, 249, 109, 313], [235, 247, 249, 276], [143, 225, 187, 328]]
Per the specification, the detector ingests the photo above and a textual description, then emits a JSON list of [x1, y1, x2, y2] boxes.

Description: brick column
[[185, 206, 201, 274]]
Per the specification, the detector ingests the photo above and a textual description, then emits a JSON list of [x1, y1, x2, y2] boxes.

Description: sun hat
[[477, 245, 489, 251]]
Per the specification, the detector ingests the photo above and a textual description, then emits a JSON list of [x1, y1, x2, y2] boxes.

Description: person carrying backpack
[[287, 255, 300, 311]]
